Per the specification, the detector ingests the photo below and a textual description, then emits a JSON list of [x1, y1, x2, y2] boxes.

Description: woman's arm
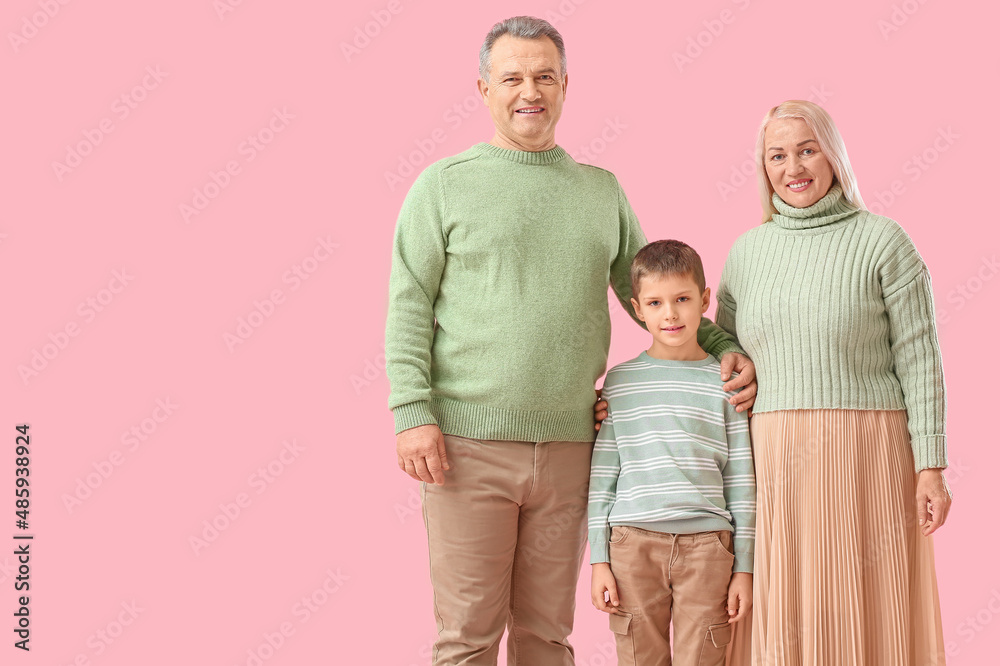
[[880, 225, 951, 533]]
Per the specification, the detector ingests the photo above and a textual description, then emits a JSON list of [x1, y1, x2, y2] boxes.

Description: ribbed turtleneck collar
[[475, 142, 568, 165], [770, 184, 860, 231]]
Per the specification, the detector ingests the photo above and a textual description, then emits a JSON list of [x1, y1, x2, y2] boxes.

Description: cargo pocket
[[695, 621, 732, 665], [707, 621, 731, 648], [609, 612, 636, 665]]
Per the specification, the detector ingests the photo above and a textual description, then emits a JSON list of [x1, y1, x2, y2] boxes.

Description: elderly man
[[386, 16, 756, 665]]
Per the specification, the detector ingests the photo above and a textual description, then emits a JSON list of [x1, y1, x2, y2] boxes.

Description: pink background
[[3, 0, 996, 663]]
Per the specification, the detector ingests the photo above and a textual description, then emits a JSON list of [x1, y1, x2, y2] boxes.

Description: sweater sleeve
[[698, 318, 744, 360], [587, 413, 620, 564], [703, 243, 746, 361], [385, 168, 447, 433], [715, 247, 739, 339], [880, 231, 948, 471], [608, 177, 648, 328], [722, 397, 755, 573]]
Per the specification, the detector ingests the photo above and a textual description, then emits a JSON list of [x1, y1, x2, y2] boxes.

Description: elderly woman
[[717, 100, 952, 664]]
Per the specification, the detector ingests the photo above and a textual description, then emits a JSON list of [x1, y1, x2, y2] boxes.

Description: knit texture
[[717, 184, 947, 470], [587, 353, 755, 572], [386, 143, 743, 442]]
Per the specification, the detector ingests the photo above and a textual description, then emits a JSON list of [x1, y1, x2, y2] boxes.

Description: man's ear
[[477, 77, 489, 104], [631, 298, 644, 320]]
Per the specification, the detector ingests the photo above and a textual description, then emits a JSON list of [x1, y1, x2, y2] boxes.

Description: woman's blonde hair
[[755, 100, 866, 222]]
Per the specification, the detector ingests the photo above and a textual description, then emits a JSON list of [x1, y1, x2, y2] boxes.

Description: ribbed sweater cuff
[[710, 340, 745, 361], [911, 435, 948, 471], [734, 551, 754, 574], [589, 535, 610, 564], [392, 401, 438, 434]]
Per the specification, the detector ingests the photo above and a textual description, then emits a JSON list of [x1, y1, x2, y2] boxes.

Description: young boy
[[588, 239, 755, 666]]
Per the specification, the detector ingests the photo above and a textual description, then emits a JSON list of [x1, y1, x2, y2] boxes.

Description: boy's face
[[630, 272, 711, 361]]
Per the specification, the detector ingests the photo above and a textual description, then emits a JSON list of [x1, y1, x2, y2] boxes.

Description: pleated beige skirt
[[726, 409, 947, 666]]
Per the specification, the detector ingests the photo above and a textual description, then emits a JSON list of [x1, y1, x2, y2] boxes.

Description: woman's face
[[763, 118, 835, 208]]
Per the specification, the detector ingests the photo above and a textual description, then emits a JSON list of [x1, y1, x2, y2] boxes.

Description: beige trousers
[[421, 435, 592, 665], [608, 526, 735, 666]]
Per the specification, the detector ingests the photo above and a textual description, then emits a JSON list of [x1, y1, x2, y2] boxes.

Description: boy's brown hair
[[630, 240, 706, 298]]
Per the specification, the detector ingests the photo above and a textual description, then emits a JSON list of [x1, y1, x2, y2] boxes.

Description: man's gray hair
[[479, 16, 567, 82]]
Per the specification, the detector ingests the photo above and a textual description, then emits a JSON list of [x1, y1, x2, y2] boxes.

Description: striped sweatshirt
[[587, 352, 755, 573]]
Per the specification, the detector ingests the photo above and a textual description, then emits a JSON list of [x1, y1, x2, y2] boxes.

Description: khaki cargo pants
[[608, 525, 735, 666]]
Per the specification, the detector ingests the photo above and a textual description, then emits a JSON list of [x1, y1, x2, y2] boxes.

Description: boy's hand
[[396, 424, 450, 485], [720, 353, 757, 414], [727, 572, 753, 624], [591, 563, 622, 614], [593, 389, 608, 431]]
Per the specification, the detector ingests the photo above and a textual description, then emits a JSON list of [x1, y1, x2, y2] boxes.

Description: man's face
[[478, 35, 567, 151]]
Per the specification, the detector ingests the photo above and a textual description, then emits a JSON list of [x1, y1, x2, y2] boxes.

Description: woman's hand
[[916, 468, 952, 536]]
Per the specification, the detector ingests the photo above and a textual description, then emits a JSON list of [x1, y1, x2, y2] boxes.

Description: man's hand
[[916, 467, 952, 536], [591, 563, 622, 614], [720, 353, 757, 414], [727, 572, 753, 624], [594, 388, 608, 432], [396, 424, 450, 485]]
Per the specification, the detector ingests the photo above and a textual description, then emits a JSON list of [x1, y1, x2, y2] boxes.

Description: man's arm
[[386, 168, 449, 484], [607, 176, 647, 328], [697, 317, 744, 359]]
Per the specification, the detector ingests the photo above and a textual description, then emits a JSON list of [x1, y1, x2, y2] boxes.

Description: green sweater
[[717, 184, 947, 471], [588, 353, 755, 572], [386, 143, 743, 442]]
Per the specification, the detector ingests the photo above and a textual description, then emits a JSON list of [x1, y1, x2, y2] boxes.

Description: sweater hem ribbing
[[615, 516, 732, 536], [432, 396, 597, 443]]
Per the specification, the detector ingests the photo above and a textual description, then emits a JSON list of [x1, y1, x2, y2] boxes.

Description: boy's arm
[[608, 177, 648, 328], [722, 398, 755, 574], [587, 413, 621, 564]]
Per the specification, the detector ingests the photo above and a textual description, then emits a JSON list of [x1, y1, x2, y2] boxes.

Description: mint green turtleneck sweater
[[386, 143, 743, 442], [717, 184, 947, 471]]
